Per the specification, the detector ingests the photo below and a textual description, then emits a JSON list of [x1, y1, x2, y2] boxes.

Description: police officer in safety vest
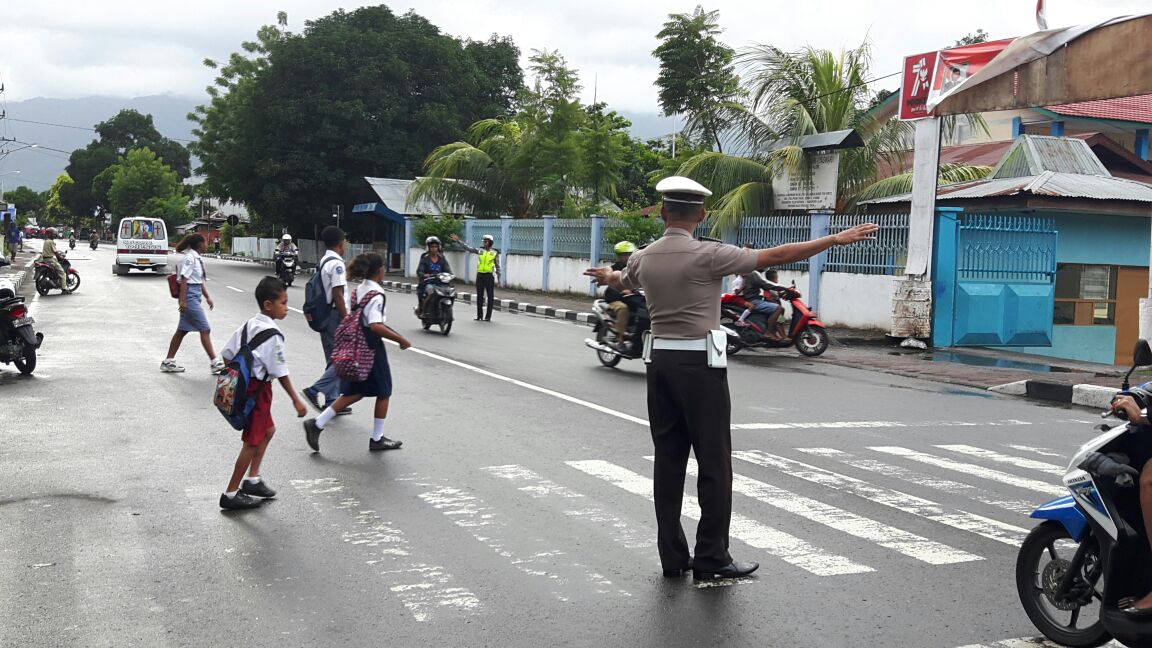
[[585, 176, 878, 581], [451, 233, 501, 321]]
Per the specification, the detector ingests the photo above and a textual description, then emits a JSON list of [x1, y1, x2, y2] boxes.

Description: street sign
[[771, 152, 838, 211], [227, 215, 239, 226], [899, 40, 1014, 120]]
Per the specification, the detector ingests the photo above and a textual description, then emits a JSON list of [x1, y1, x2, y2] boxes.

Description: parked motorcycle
[[1016, 339, 1152, 648], [276, 251, 298, 287], [416, 272, 455, 335], [0, 280, 43, 374], [34, 253, 80, 295], [719, 281, 828, 357], [584, 294, 650, 368]]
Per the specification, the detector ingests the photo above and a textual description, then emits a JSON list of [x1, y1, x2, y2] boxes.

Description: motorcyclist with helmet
[[604, 241, 644, 351], [1108, 385, 1152, 616], [40, 228, 68, 291], [415, 236, 452, 318], [275, 233, 298, 277]]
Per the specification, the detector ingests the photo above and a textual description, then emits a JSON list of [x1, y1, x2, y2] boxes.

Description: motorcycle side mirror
[[1121, 339, 1152, 391]]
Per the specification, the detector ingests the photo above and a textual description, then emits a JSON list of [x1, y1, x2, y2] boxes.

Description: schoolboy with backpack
[[215, 276, 307, 510], [301, 226, 353, 417]]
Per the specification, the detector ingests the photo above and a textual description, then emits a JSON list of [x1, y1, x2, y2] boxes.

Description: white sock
[[244, 476, 261, 484], [372, 418, 386, 442], [225, 490, 238, 498], [316, 407, 337, 428]]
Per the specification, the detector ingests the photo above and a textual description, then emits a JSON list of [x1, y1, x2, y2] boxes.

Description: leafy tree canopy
[[106, 148, 190, 230], [191, 6, 524, 235], [44, 174, 75, 225], [4, 186, 46, 219], [954, 29, 990, 46]]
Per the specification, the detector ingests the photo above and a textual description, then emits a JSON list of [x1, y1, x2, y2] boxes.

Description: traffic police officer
[[585, 176, 878, 581]]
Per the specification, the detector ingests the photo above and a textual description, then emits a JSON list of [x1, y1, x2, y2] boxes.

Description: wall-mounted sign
[[772, 152, 839, 210]]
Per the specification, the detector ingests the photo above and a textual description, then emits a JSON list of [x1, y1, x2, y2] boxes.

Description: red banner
[[899, 39, 1015, 120], [898, 51, 938, 121]]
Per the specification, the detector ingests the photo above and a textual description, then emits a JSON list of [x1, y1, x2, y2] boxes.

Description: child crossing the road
[[219, 276, 307, 510], [303, 252, 411, 453]]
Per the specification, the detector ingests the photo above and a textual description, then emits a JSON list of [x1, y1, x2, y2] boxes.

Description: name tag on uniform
[[707, 329, 727, 369]]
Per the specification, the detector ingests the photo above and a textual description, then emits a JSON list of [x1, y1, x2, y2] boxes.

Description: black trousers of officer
[[475, 272, 496, 320], [646, 349, 732, 571]]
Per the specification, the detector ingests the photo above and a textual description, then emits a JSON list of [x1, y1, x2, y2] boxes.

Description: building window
[[1054, 264, 1117, 326]]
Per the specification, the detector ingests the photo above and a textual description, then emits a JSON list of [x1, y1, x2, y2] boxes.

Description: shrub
[[412, 215, 463, 247], [605, 211, 664, 247]]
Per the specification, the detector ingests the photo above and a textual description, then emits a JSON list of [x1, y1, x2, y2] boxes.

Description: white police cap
[[655, 176, 712, 205]]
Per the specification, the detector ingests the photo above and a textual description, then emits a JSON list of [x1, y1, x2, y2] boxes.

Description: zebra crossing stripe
[[1005, 444, 1065, 458], [733, 451, 1028, 546], [566, 459, 873, 576], [870, 447, 1066, 497], [481, 464, 650, 550], [797, 448, 1036, 516], [956, 638, 1125, 647], [671, 457, 980, 565], [936, 445, 1065, 476], [731, 419, 1033, 431], [417, 483, 630, 599]]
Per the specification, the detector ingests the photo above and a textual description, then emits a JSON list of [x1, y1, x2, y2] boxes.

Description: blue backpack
[[303, 256, 340, 331], [213, 325, 284, 431]]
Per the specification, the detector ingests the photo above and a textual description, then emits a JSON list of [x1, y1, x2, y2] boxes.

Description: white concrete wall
[[505, 253, 545, 291], [818, 273, 897, 330], [548, 256, 596, 293]]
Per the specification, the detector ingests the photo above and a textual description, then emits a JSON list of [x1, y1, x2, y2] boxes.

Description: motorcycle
[[90, 238, 98, 250], [1016, 339, 1152, 648], [34, 252, 81, 295], [584, 294, 650, 368], [719, 281, 829, 357], [416, 272, 455, 336], [68, 238, 76, 250], [276, 251, 298, 287], [0, 279, 43, 374]]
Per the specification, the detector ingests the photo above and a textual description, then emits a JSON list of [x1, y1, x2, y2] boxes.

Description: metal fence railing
[[508, 220, 546, 255], [739, 215, 813, 272], [958, 214, 1057, 283], [826, 213, 909, 275], [551, 219, 593, 258], [470, 219, 502, 248]]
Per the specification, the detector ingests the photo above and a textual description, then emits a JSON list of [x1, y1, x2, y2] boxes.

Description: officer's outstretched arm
[[755, 223, 878, 267]]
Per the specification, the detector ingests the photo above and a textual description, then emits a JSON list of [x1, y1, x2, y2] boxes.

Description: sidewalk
[[0, 245, 39, 295]]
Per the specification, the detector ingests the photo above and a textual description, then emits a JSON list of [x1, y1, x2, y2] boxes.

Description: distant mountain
[[1, 95, 201, 192], [0, 95, 673, 193]]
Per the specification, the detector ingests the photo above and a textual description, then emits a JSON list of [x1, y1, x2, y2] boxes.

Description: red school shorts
[[241, 379, 275, 446]]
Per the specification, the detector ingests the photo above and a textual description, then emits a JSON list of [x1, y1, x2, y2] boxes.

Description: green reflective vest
[[477, 249, 497, 274]]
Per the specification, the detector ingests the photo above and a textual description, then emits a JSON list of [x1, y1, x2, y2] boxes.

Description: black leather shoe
[[335, 407, 353, 416], [240, 480, 277, 499], [662, 562, 693, 577], [219, 492, 263, 510], [301, 389, 323, 413], [304, 419, 322, 452], [369, 436, 403, 452], [693, 561, 759, 580]]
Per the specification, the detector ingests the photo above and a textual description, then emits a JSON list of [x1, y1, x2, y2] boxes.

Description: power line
[[3, 116, 195, 143]]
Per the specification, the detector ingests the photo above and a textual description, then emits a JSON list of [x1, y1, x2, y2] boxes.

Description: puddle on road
[[920, 350, 1075, 373]]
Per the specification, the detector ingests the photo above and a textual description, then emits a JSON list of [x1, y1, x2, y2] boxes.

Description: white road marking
[[566, 459, 872, 576], [797, 448, 1037, 516], [870, 447, 1066, 497], [287, 306, 303, 314], [733, 450, 1028, 546], [225, 285, 244, 292], [671, 457, 980, 565], [1005, 444, 1066, 459], [956, 638, 1123, 648], [936, 445, 1065, 476], [289, 478, 480, 622], [482, 464, 650, 550], [417, 483, 629, 600], [732, 419, 1033, 430]]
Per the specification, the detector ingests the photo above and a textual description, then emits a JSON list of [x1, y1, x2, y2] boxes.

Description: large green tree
[[652, 6, 740, 152], [44, 174, 75, 225], [190, 7, 524, 234], [3, 186, 46, 220], [106, 148, 190, 229], [63, 109, 190, 220]]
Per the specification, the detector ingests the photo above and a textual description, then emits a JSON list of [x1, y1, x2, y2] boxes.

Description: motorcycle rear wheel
[[13, 346, 35, 375], [35, 275, 50, 296], [1016, 521, 1110, 648], [795, 325, 829, 357], [65, 273, 80, 293]]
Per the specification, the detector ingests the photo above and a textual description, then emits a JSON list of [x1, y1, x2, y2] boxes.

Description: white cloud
[[1, 0, 1147, 113]]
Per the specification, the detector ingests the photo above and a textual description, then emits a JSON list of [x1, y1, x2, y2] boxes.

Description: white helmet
[[482, 234, 494, 242], [425, 236, 441, 246], [281, 233, 292, 240]]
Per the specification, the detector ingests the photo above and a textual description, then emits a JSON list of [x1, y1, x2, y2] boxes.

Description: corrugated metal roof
[[990, 135, 1110, 179], [863, 171, 1152, 204], [364, 177, 460, 216], [1047, 93, 1152, 124]]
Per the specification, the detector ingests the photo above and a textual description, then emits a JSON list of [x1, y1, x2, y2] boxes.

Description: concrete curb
[[378, 280, 596, 325], [990, 379, 1119, 409]]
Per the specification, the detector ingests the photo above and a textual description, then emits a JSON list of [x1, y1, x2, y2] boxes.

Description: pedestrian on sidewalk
[[450, 233, 500, 321], [304, 252, 411, 453], [162, 234, 225, 374], [301, 226, 353, 416], [584, 176, 878, 582], [218, 276, 308, 510]]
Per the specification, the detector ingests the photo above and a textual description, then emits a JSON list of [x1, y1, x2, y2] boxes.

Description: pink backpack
[[330, 290, 382, 382]]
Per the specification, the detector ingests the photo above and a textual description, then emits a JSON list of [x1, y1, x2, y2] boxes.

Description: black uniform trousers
[[475, 272, 496, 320], [646, 349, 733, 571]]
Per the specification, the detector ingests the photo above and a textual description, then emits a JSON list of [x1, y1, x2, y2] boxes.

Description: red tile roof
[[1046, 94, 1152, 124]]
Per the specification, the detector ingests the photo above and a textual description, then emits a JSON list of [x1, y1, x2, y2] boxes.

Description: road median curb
[[378, 280, 596, 325], [990, 379, 1119, 408]]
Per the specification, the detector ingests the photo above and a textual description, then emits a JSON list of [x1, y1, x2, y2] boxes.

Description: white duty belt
[[650, 338, 707, 351], [645, 332, 727, 369]]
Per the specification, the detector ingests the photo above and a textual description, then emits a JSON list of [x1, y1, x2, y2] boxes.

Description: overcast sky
[[2, 0, 1148, 116]]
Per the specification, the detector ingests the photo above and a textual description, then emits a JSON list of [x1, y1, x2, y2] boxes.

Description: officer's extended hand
[[834, 223, 880, 245], [584, 266, 612, 286], [450, 234, 461, 242]]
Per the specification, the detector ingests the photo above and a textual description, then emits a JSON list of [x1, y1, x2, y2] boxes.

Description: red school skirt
[[241, 379, 275, 446]]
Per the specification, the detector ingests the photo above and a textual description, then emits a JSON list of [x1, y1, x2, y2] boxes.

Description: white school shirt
[[319, 250, 350, 311], [354, 279, 387, 326], [178, 249, 206, 284], [221, 314, 289, 381]]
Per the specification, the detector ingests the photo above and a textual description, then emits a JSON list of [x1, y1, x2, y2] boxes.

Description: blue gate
[[933, 210, 1058, 347]]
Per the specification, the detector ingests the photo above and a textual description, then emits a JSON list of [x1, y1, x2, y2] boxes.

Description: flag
[[1036, 0, 1049, 30]]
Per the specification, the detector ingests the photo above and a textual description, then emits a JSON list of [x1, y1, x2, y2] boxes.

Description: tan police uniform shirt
[[619, 228, 758, 339]]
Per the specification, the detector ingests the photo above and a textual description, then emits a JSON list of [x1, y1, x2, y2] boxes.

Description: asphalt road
[[0, 245, 1116, 647]]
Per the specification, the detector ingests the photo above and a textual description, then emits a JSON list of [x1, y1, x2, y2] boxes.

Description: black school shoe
[[369, 436, 403, 452], [304, 419, 322, 452], [692, 561, 760, 581], [220, 492, 263, 510], [240, 480, 277, 499]]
